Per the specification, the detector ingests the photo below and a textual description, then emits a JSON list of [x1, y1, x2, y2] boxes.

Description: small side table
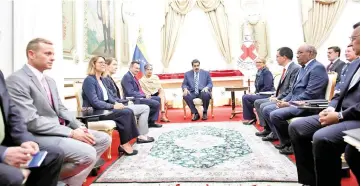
[[225, 87, 249, 119]]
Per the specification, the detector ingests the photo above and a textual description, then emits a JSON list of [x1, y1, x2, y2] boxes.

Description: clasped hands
[[71, 127, 96, 145], [183, 87, 208, 96], [318, 107, 339, 126]]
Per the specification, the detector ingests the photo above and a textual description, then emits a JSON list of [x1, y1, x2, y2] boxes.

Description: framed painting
[[84, 0, 116, 60], [62, 0, 76, 59]]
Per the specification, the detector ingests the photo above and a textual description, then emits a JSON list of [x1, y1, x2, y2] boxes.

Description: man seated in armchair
[[182, 59, 213, 121]]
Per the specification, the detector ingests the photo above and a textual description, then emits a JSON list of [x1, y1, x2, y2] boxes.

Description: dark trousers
[[289, 115, 360, 186], [254, 98, 275, 129], [345, 144, 360, 184], [183, 91, 211, 114], [100, 108, 139, 144], [0, 145, 64, 186], [138, 96, 160, 122], [262, 104, 311, 145], [242, 94, 269, 120]]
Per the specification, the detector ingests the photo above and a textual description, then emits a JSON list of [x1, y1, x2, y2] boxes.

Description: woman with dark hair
[[139, 63, 170, 122]]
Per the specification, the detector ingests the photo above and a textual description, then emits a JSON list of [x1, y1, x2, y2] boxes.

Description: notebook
[[20, 151, 48, 168]]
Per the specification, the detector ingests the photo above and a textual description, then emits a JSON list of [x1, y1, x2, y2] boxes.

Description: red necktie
[[281, 68, 286, 81], [41, 78, 65, 125], [134, 77, 145, 95]]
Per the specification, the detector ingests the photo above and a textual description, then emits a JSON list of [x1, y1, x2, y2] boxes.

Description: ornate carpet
[[94, 122, 298, 184]]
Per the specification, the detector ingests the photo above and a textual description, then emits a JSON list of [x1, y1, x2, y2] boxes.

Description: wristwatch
[[337, 112, 344, 121]]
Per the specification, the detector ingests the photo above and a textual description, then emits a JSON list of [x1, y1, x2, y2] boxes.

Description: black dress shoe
[[279, 146, 294, 155], [275, 143, 288, 150], [118, 146, 138, 156], [261, 132, 278, 141], [149, 123, 162, 128], [255, 129, 271, 137], [137, 137, 155, 144], [243, 119, 257, 125], [192, 113, 200, 121], [202, 113, 208, 120]]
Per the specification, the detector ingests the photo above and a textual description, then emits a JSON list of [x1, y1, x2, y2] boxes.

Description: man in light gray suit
[[6, 38, 111, 186], [254, 47, 300, 140]]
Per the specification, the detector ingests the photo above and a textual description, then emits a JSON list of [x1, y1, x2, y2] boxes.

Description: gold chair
[[182, 93, 214, 119], [72, 82, 116, 160]]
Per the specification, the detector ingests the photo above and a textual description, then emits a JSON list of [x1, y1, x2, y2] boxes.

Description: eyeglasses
[[97, 61, 105, 65], [145, 68, 153, 71], [350, 35, 360, 41]]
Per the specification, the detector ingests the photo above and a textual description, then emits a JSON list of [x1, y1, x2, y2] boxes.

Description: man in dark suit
[[182, 59, 213, 121], [0, 70, 64, 186], [327, 46, 345, 83], [261, 44, 329, 155], [289, 22, 360, 186], [335, 45, 358, 93], [121, 61, 162, 128], [254, 47, 300, 138]]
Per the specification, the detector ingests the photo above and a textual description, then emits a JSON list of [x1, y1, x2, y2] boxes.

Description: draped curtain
[[301, 0, 347, 48], [197, 0, 232, 64], [161, 0, 232, 72], [161, 0, 195, 72]]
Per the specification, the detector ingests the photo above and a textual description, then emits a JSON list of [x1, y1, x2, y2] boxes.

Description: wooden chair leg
[[182, 99, 187, 119], [105, 129, 113, 160], [211, 98, 214, 118]]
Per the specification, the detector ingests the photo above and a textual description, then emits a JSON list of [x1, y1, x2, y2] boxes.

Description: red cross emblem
[[240, 44, 257, 61]]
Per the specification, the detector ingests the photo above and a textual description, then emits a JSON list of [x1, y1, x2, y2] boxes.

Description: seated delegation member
[[242, 58, 275, 125], [288, 22, 360, 186], [139, 63, 170, 122], [82, 56, 141, 155], [0, 70, 64, 186], [254, 47, 300, 136], [121, 61, 162, 128], [6, 38, 110, 186], [103, 57, 154, 143]]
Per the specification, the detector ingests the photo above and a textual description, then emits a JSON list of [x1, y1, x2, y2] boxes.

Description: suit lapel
[[23, 65, 49, 102], [294, 60, 314, 86], [46, 77, 59, 112]]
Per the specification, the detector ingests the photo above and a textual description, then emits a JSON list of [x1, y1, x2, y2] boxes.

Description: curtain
[[161, 0, 195, 72], [197, 0, 232, 63], [302, 0, 347, 48]]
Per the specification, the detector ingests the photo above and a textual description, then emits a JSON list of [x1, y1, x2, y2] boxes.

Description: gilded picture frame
[[62, 0, 76, 59]]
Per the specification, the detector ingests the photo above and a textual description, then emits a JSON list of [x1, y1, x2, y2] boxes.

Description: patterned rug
[[94, 122, 298, 184]]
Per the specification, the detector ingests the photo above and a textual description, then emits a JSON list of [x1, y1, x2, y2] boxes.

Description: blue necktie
[[194, 72, 199, 95]]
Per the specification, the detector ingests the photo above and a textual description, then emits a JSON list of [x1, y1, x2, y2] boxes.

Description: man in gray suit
[[254, 47, 300, 139], [6, 38, 111, 186], [326, 46, 345, 83]]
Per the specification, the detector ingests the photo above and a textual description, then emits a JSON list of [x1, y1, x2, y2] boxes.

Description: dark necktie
[[327, 62, 333, 71], [297, 65, 306, 81], [281, 68, 286, 81]]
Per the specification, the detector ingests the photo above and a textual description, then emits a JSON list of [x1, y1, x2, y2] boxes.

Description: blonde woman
[[242, 58, 274, 125], [139, 64, 170, 122], [82, 56, 139, 155]]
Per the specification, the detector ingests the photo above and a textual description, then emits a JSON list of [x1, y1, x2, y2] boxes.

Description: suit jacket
[[121, 71, 145, 98], [6, 65, 82, 138], [329, 59, 346, 83], [283, 59, 329, 102], [181, 69, 213, 93], [276, 62, 300, 99], [82, 75, 118, 110], [329, 58, 360, 121], [0, 71, 35, 159], [254, 67, 275, 93]]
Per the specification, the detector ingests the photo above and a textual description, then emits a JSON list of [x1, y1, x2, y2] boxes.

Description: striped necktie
[[194, 72, 199, 95]]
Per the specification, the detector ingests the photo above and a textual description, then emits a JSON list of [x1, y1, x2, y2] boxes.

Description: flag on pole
[[132, 29, 149, 79]]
